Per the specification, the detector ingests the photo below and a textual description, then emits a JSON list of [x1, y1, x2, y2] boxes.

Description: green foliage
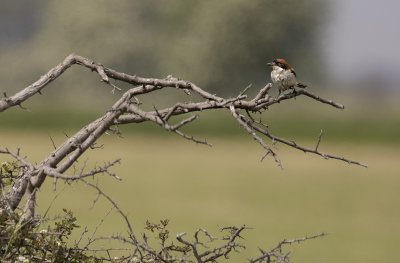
[[0, 164, 96, 263], [0, 161, 18, 187], [144, 219, 192, 259], [0, 209, 95, 262]]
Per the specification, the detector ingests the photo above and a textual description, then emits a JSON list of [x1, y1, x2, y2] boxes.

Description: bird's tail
[[296, 82, 307, 88]]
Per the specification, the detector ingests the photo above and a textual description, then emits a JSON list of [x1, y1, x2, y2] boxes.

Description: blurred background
[[0, 0, 399, 262]]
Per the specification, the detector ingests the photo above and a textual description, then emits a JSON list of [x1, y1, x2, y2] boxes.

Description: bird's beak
[[267, 62, 274, 66]]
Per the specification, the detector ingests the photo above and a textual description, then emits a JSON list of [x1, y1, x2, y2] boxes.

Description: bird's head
[[267, 58, 291, 70]]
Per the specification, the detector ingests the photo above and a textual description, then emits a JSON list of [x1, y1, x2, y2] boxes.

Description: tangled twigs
[[249, 232, 327, 263], [79, 182, 246, 262], [176, 225, 247, 263]]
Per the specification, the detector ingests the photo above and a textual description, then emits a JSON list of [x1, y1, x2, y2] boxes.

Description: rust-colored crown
[[273, 58, 290, 69]]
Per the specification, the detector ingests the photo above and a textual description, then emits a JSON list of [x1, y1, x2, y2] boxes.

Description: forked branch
[[0, 54, 366, 220], [249, 232, 327, 263]]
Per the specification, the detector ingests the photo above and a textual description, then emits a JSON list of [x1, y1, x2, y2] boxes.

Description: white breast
[[270, 66, 284, 83], [270, 67, 286, 91], [271, 66, 298, 92]]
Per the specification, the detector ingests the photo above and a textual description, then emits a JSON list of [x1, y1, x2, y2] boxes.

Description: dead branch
[[229, 105, 282, 168], [249, 232, 327, 263], [0, 54, 366, 221], [43, 159, 121, 181], [175, 225, 247, 263], [82, 179, 135, 242]]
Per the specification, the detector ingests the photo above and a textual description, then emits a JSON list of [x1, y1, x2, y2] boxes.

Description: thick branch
[[0, 54, 222, 112]]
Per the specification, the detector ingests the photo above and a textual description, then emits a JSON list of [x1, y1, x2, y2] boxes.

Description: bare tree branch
[[249, 232, 327, 263], [0, 54, 366, 221], [82, 179, 136, 243], [176, 225, 247, 263], [43, 159, 121, 181], [229, 105, 283, 168], [247, 121, 368, 168]]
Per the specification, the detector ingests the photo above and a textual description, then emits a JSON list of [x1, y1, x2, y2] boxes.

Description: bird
[[267, 58, 307, 95]]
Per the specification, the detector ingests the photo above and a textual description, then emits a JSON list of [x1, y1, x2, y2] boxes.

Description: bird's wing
[[290, 68, 297, 77]]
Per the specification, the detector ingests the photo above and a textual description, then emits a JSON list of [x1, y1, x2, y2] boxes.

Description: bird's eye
[[277, 62, 286, 69]]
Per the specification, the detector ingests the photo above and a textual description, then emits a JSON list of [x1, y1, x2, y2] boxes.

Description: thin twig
[[249, 232, 327, 263], [82, 179, 136, 242], [315, 129, 323, 151], [229, 105, 282, 168]]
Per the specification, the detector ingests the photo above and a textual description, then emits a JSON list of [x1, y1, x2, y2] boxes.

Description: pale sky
[[322, 0, 400, 89]]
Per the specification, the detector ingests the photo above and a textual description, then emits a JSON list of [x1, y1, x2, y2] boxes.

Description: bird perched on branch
[[267, 58, 307, 95]]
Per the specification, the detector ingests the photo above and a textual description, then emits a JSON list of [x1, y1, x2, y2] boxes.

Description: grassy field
[[1, 130, 399, 262]]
